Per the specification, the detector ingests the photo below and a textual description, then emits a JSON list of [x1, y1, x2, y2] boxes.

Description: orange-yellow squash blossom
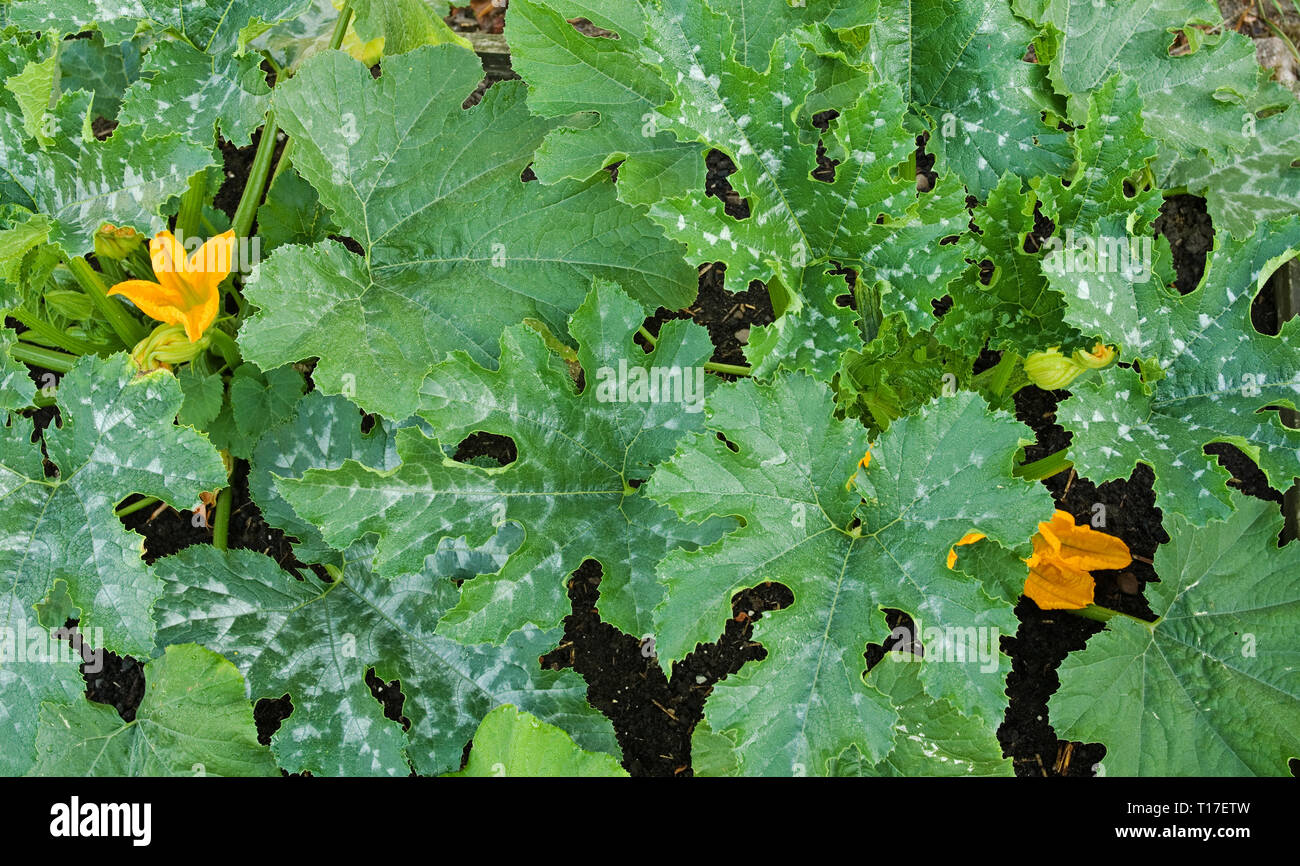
[[107, 229, 236, 343], [1024, 510, 1131, 609], [945, 511, 1131, 610]]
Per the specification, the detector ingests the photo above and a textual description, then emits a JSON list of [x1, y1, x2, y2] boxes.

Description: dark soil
[[214, 126, 290, 222], [1153, 193, 1214, 292]]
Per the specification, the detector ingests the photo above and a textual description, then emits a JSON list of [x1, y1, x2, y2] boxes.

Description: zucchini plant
[[0, 0, 1297, 777]]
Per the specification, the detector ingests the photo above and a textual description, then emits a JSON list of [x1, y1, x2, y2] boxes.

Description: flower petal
[[149, 230, 188, 297], [1039, 510, 1131, 571], [189, 230, 237, 286], [107, 278, 188, 329], [1024, 556, 1095, 609]]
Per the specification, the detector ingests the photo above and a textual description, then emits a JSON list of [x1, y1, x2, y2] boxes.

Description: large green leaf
[[446, 705, 629, 777], [349, 0, 473, 55], [240, 44, 695, 419], [58, 32, 147, 121], [276, 280, 735, 642], [1167, 110, 1300, 241], [935, 75, 1165, 358], [1051, 494, 1300, 776], [31, 643, 278, 776], [0, 592, 85, 776], [0, 41, 213, 256], [869, 0, 1071, 197], [646, 379, 1051, 773], [119, 40, 272, 146], [0, 327, 37, 410], [154, 545, 618, 776], [504, 0, 703, 206], [248, 389, 400, 565], [1058, 217, 1300, 525], [1013, 0, 1298, 194], [141, 0, 317, 54], [7, 1, 148, 45], [830, 660, 1014, 776], [0, 354, 227, 656]]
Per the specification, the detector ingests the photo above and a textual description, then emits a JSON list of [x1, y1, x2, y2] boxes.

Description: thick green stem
[[207, 328, 242, 368], [330, 1, 355, 51], [230, 113, 280, 239], [1014, 447, 1073, 481], [115, 495, 160, 519], [212, 485, 233, 551], [1064, 604, 1154, 627], [96, 255, 128, 286], [1066, 604, 1118, 624], [270, 138, 296, 184], [986, 350, 1017, 397], [10, 310, 100, 355], [637, 325, 658, 348], [175, 172, 207, 241], [639, 326, 750, 376], [67, 257, 146, 347], [126, 247, 155, 281], [705, 361, 753, 377], [9, 342, 78, 373]]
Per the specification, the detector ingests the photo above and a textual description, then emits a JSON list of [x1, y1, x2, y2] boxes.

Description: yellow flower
[[1071, 341, 1117, 370], [944, 512, 1130, 610], [107, 229, 236, 343], [1023, 510, 1131, 609]]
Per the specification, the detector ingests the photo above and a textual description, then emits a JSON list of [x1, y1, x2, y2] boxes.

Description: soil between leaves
[[40, 93, 1293, 778]]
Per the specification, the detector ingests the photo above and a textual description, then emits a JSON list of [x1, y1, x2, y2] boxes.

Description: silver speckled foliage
[[0, 0, 1296, 778]]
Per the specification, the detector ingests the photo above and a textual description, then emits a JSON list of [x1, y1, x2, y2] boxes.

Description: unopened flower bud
[[94, 223, 145, 260]]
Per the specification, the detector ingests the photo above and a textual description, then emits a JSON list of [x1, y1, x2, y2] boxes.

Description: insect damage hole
[[365, 668, 412, 732], [452, 431, 517, 467]]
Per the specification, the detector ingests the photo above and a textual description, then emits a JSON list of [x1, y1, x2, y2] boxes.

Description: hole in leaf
[[915, 132, 937, 194], [330, 235, 365, 256], [366, 668, 412, 732], [939, 234, 959, 246], [1153, 194, 1213, 294], [1203, 442, 1282, 505], [569, 18, 618, 38], [705, 149, 751, 220], [834, 293, 854, 308], [978, 259, 995, 285], [520, 164, 538, 183], [931, 295, 953, 317], [811, 109, 840, 184], [863, 609, 917, 671], [453, 431, 517, 467], [716, 431, 740, 453], [1250, 252, 1298, 336], [255, 694, 294, 745]]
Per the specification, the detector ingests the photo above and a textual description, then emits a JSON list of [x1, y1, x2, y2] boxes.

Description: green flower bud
[[1024, 343, 1117, 390], [130, 323, 210, 372], [93, 223, 145, 261]]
